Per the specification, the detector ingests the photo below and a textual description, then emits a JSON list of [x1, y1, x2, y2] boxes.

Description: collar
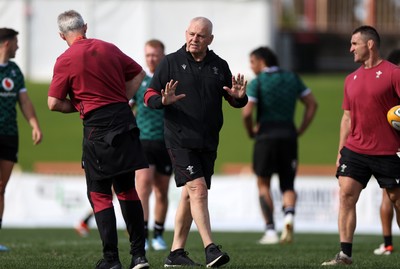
[[73, 35, 87, 44], [262, 66, 279, 73]]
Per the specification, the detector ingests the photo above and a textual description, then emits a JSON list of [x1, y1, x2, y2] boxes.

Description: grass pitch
[[1, 229, 400, 268]]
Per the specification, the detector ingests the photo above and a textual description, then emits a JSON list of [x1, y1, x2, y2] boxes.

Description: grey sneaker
[[130, 256, 149, 269], [164, 249, 202, 267], [321, 251, 353, 266], [205, 244, 230, 268]]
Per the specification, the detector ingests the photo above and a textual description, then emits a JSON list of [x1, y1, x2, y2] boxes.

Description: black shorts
[[253, 137, 297, 191], [0, 135, 18, 163], [141, 140, 172, 176], [336, 147, 400, 189], [167, 148, 217, 189]]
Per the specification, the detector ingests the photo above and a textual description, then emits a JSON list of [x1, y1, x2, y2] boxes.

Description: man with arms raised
[[145, 17, 248, 267]]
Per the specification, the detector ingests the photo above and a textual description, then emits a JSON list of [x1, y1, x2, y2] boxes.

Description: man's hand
[[161, 79, 186, 105], [223, 73, 247, 99]]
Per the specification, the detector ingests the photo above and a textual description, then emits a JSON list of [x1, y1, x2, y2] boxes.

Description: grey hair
[[190, 17, 213, 35], [57, 10, 85, 34]]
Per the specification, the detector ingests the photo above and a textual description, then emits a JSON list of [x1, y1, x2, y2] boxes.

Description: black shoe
[[130, 256, 150, 269], [164, 249, 202, 267], [95, 259, 123, 269], [205, 244, 230, 268]]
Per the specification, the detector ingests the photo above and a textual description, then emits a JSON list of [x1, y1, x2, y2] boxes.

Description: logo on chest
[[2, 77, 14, 91]]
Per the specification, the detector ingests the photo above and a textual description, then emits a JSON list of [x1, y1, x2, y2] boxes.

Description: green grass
[[17, 74, 346, 172], [1, 229, 400, 268]]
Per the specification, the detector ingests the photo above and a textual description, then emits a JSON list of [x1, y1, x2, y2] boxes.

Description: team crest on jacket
[[2, 77, 14, 91], [212, 66, 219, 75]]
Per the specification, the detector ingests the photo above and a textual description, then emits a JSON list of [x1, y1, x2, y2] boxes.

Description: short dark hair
[[352, 25, 380, 49], [387, 49, 400, 66], [0, 28, 18, 43], [250, 47, 279, 67]]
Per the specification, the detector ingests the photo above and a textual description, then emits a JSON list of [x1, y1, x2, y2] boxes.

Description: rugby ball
[[387, 105, 400, 131]]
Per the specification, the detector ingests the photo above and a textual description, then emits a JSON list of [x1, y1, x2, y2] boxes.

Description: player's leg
[[322, 147, 370, 266], [171, 186, 193, 250], [0, 135, 18, 233], [113, 172, 149, 269], [199, 151, 230, 268], [338, 176, 363, 248], [165, 149, 201, 267], [253, 138, 278, 244], [75, 210, 93, 237], [151, 171, 170, 250], [136, 166, 155, 249], [86, 177, 122, 268], [386, 187, 400, 229], [374, 189, 394, 255], [373, 152, 400, 256], [0, 160, 14, 225], [257, 176, 279, 244], [186, 177, 213, 247], [185, 176, 229, 268], [151, 143, 172, 250], [165, 186, 201, 267], [0, 159, 14, 252], [278, 137, 297, 243]]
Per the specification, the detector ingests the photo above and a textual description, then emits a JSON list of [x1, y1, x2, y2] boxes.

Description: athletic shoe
[[280, 214, 294, 243], [205, 244, 230, 268], [95, 259, 122, 269], [0, 244, 9, 251], [258, 230, 279, 245], [164, 249, 202, 267], [75, 221, 90, 237], [145, 239, 149, 251], [152, 235, 167, 250], [130, 256, 150, 269], [321, 251, 352, 266], [374, 243, 393, 255]]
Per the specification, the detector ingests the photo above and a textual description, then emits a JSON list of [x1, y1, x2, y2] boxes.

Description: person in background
[[144, 17, 248, 267], [48, 10, 149, 269], [373, 48, 400, 256], [242, 46, 317, 245], [75, 211, 94, 237], [130, 39, 172, 251], [0, 28, 42, 251], [322, 25, 400, 266]]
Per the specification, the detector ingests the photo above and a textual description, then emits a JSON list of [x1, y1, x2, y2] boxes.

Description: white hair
[[57, 10, 85, 34]]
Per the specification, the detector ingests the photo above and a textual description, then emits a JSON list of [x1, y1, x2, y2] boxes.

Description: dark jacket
[[145, 45, 247, 151]]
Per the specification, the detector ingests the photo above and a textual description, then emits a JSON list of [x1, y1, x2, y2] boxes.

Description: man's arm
[[336, 110, 351, 167], [48, 96, 77, 113], [18, 92, 43, 145], [242, 101, 256, 138], [126, 70, 146, 100], [144, 79, 185, 109], [297, 92, 318, 136]]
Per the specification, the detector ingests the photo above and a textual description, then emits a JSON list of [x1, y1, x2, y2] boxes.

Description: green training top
[[0, 61, 26, 136], [133, 74, 165, 141], [247, 67, 309, 123]]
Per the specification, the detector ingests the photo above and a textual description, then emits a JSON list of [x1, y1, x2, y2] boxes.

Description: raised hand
[[223, 73, 247, 99], [161, 79, 186, 105]]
